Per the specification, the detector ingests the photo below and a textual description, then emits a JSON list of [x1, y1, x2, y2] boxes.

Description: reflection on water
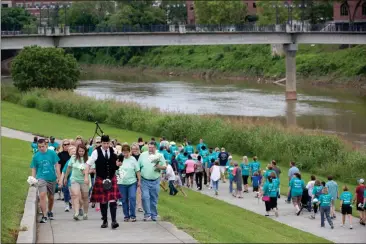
[[75, 75, 366, 149]]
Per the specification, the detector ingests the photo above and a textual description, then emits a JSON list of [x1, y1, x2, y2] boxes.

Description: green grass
[[0, 131, 329, 243], [1, 137, 32, 243], [1, 101, 360, 220]]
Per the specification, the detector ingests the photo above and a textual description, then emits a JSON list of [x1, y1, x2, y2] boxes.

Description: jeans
[[320, 206, 333, 227], [287, 191, 291, 202], [212, 180, 219, 192], [118, 183, 137, 219], [229, 179, 234, 193], [141, 178, 160, 219], [203, 169, 207, 185], [62, 185, 70, 203], [168, 180, 178, 195], [195, 172, 203, 190]]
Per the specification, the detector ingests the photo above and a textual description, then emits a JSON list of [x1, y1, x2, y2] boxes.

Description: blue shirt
[[288, 166, 300, 179], [227, 166, 234, 180], [240, 163, 250, 176], [325, 180, 338, 200], [252, 175, 261, 188], [340, 191, 353, 205], [319, 194, 333, 207], [30, 150, 60, 181], [249, 161, 260, 175], [263, 181, 279, 197]]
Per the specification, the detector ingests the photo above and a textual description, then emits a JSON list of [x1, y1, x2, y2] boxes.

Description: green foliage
[[1, 7, 36, 30], [3, 88, 366, 184], [11, 46, 80, 91], [161, 0, 187, 24], [194, 1, 247, 24]]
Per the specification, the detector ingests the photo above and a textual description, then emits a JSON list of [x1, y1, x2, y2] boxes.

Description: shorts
[[341, 204, 352, 215], [265, 197, 278, 211], [242, 175, 249, 185], [38, 180, 56, 195], [220, 166, 226, 174], [356, 202, 364, 211], [292, 196, 302, 204], [186, 172, 194, 178], [253, 186, 259, 192], [70, 181, 89, 193]]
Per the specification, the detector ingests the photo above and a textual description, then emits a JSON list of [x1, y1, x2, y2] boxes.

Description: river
[[67, 72, 366, 149]]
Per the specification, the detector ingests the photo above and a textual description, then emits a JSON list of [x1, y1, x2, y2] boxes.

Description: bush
[[11, 46, 80, 91], [2, 86, 366, 184]]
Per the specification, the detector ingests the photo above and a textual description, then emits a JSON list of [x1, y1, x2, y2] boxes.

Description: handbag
[[102, 179, 112, 191], [262, 196, 270, 202]]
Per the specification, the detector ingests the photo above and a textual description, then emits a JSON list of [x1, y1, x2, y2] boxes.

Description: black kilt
[[90, 176, 121, 203]]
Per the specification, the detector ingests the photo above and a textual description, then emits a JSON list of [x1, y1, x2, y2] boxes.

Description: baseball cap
[[50, 136, 55, 140], [359, 179, 364, 184], [95, 136, 101, 143]]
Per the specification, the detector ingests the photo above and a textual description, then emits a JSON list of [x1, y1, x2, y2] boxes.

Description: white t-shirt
[[210, 165, 221, 181], [166, 164, 175, 181], [306, 180, 315, 197]]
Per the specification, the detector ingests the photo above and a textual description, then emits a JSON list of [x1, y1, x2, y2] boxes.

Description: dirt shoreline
[[80, 64, 366, 91]]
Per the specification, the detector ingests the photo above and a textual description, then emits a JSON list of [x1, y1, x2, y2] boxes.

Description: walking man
[[30, 139, 60, 223], [85, 135, 121, 229], [138, 141, 167, 221]]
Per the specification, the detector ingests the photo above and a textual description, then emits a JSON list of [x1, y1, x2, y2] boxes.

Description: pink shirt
[[185, 160, 196, 174]]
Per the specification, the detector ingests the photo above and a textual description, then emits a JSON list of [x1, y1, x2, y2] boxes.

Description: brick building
[[333, 1, 366, 23]]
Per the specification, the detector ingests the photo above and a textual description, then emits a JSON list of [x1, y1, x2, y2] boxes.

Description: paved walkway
[[198, 181, 366, 243], [3, 127, 366, 243], [36, 200, 196, 243], [2, 127, 196, 243]]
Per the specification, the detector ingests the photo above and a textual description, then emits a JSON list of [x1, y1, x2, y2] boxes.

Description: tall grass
[[2, 85, 366, 183]]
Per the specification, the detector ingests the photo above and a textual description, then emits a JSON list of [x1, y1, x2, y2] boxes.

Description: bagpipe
[[90, 121, 105, 146]]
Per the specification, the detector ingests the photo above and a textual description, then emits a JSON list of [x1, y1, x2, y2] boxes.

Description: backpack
[[315, 186, 323, 198]]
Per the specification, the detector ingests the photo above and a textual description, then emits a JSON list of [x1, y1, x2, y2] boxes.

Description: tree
[[194, 1, 247, 24], [1, 7, 36, 30], [161, 0, 187, 24], [11, 46, 80, 91]]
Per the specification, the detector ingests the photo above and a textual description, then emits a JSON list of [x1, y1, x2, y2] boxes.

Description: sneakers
[[285, 200, 291, 204], [47, 212, 54, 220], [83, 214, 88, 220], [40, 216, 47, 223], [64, 205, 70, 212], [340, 224, 344, 227], [350, 225, 353, 229], [73, 214, 79, 221], [331, 225, 334, 229], [79, 209, 84, 216], [310, 215, 315, 219], [215, 191, 218, 196], [143, 216, 152, 221], [118, 201, 122, 206]]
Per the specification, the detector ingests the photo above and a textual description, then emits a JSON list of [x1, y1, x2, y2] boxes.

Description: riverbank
[[72, 44, 366, 90], [2, 85, 366, 185]]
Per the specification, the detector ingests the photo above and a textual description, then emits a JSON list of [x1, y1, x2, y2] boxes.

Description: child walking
[[166, 164, 178, 196], [174, 172, 187, 197], [210, 161, 221, 196], [318, 187, 334, 229], [252, 172, 261, 195]]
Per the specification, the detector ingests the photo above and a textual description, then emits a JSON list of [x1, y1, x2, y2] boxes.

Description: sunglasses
[[63, 143, 70, 146], [96, 141, 101, 144]]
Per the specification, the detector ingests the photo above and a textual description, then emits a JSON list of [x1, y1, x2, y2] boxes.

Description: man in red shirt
[[353, 179, 365, 225]]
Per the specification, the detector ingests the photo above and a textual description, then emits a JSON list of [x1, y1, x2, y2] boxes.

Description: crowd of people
[[29, 134, 366, 230]]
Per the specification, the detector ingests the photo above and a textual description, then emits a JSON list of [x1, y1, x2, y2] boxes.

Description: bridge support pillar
[[284, 43, 298, 100]]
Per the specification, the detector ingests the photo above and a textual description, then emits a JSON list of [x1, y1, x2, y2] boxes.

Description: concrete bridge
[[2, 24, 366, 100]]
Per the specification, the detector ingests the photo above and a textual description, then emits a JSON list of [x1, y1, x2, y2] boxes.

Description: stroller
[[298, 188, 312, 215]]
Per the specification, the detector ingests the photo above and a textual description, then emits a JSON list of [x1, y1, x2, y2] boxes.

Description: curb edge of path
[[16, 187, 37, 244]]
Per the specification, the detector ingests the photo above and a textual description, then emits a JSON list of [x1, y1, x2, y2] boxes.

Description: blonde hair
[[131, 142, 141, 154], [243, 156, 248, 163], [68, 145, 76, 155], [69, 139, 76, 146], [116, 145, 122, 155]]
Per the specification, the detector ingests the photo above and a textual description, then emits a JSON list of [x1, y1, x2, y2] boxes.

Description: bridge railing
[[1, 23, 366, 36]]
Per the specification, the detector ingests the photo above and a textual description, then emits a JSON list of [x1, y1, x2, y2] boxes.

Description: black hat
[[101, 135, 110, 142]]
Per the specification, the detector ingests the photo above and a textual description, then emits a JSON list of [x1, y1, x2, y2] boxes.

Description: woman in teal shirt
[[116, 144, 141, 222], [262, 174, 279, 217], [339, 185, 353, 229], [240, 156, 250, 193], [318, 187, 334, 229], [288, 173, 305, 216]]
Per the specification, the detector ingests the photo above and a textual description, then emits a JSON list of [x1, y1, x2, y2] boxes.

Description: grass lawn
[[1, 137, 32, 243], [1, 102, 332, 243]]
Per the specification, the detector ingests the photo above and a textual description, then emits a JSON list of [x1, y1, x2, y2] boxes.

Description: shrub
[[11, 46, 80, 91], [3, 87, 366, 184]]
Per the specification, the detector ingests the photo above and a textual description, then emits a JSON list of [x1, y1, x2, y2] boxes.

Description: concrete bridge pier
[[284, 43, 298, 100]]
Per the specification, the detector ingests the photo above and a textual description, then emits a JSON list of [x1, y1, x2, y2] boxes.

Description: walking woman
[[64, 144, 90, 220], [195, 155, 204, 190], [262, 174, 279, 217], [340, 185, 353, 229], [240, 156, 250, 193], [131, 143, 143, 213], [185, 155, 196, 188], [318, 187, 334, 229], [210, 161, 221, 195], [116, 144, 141, 222], [288, 173, 305, 216]]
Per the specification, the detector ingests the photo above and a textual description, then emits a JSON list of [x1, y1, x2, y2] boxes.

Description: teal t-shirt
[[49, 142, 59, 150], [340, 191, 353, 205], [240, 163, 250, 176], [62, 159, 72, 187], [263, 181, 279, 197], [227, 166, 234, 181], [117, 156, 140, 185], [249, 161, 261, 175], [170, 145, 178, 156], [184, 145, 194, 154], [264, 169, 277, 180], [30, 150, 60, 181], [196, 143, 207, 152], [88, 146, 94, 156], [200, 150, 209, 164], [31, 142, 38, 154], [319, 194, 333, 207], [177, 153, 188, 171], [289, 178, 305, 197], [312, 185, 323, 198]]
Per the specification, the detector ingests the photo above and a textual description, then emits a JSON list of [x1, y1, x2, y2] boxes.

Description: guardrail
[[2, 23, 366, 36]]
